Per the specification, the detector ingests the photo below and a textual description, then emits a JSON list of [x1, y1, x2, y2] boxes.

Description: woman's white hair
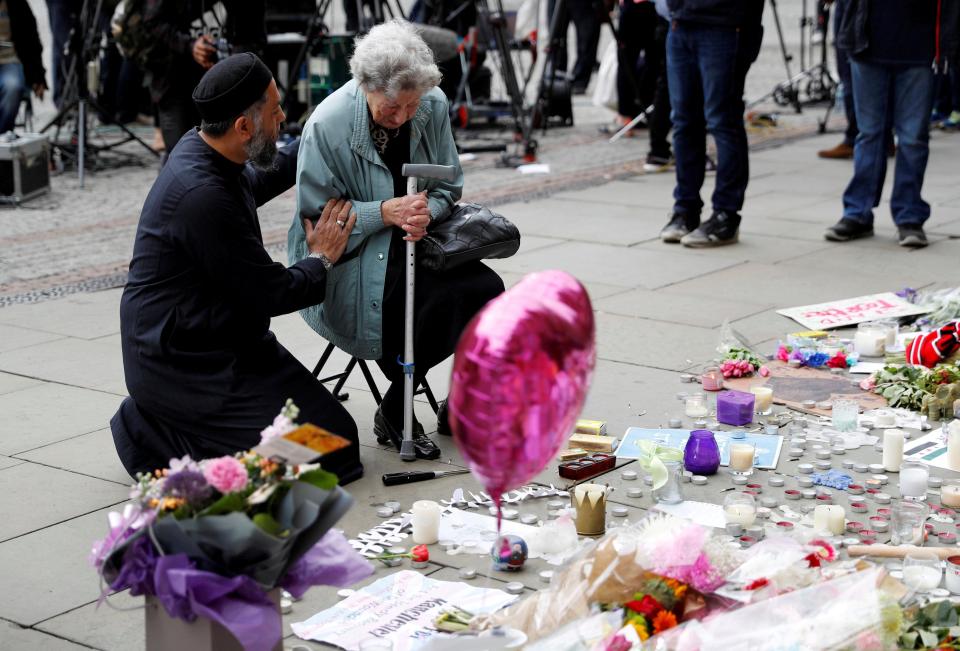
[[350, 20, 442, 97]]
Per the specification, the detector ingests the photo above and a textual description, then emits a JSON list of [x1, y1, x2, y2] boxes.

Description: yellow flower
[[630, 620, 650, 641], [664, 578, 688, 600], [160, 497, 184, 511]]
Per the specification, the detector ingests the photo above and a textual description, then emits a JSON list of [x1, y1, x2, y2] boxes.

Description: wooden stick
[[847, 544, 959, 560]]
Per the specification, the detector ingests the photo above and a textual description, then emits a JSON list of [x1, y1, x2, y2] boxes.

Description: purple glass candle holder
[[717, 390, 755, 426], [684, 429, 721, 475]]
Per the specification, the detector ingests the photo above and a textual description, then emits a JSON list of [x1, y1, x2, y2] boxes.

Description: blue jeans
[[0, 62, 25, 134], [667, 23, 749, 216], [843, 61, 935, 227]]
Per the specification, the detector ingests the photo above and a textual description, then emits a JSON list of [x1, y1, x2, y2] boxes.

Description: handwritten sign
[[777, 292, 928, 330], [291, 570, 517, 651]]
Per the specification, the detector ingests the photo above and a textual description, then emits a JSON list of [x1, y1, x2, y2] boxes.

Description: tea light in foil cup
[[785, 489, 802, 500], [847, 521, 865, 533], [847, 484, 864, 495], [621, 470, 638, 481], [797, 476, 814, 488], [725, 522, 744, 537], [842, 460, 856, 470], [459, 568, 477, 580], [505, 582, 525, 595], [539, 570, 555, 584], [939, 532, 958, 545], [520, 514, 539, 525], [376, 507, 394, 518], [643, 476, 655, 486], [502, 509, 519, 520], [384, 501, 402, 514], [801, 489, 817, 499], [865, 479, 882, 490], [793, 438, 808, 449], [929, 476, 944, 488], [815, 461, 832, 471], [875, 493, 892, 504], [739, 535, 757, 548], [816, 494, 833, 504], [756, 506, 772, 519], [668, 418, 683, 429], [788, 447, 804, 457], [859, 529, 878, 544], [876, 508, 892, 519], [776, 521, 795, 532], [745, 483, 762, 493], [869, 516, 889, 533], [746, 526, 765, 540], [871, 474, 889, 486], [611, 506, 629, 518], [798, 464, 815, 474], [850, 502, 868, 513], [868, 463, 885, 474], [547, 500, 566, 510], [760, 497, 778, 509], [768, 476, 785, 487], [692, 475, 708, 486], [831, 446, 846, 455], [627, 488, 644, 498], [815, 450, 832, 460], [732, 476, 749, 485], [854, 463, 869, 473]]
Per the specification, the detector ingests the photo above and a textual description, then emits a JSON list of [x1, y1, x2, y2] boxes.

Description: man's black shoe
[[374, 406, 441, 459], [681, 211, 740, 247], [824, 218, 874, 242], [898, 225, 929, 248], [436, 400, 452, 437], [660, 212, 699, 243]]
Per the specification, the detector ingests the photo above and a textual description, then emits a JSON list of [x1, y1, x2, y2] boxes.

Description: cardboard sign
[[291, 571, 517, 651], [777, 292, 928, 330]]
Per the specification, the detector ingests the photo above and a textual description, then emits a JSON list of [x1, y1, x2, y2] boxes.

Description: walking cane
[[398, 163, 457, 461]]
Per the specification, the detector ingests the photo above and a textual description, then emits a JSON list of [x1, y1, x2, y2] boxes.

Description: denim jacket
[[287, 80, 463, 359]]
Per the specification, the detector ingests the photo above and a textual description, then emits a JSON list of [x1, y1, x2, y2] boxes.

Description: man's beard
[[245, 120, 279, 170]]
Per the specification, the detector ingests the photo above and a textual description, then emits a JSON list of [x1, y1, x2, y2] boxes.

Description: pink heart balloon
[[448, 270, 596, 504]]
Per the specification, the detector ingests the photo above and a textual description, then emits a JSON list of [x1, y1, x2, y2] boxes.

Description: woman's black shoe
[[374, 406, 441, 459]]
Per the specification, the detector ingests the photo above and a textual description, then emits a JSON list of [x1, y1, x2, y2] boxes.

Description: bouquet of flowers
[[90, 401, 373, 651], [620, 575, 689, 642]]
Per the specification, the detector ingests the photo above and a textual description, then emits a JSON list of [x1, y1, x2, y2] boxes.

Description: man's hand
[[32, 82, 47, 101], [192, 35, 217, 69], [381, 191, 431, 242], [304, 198, 356, 263]]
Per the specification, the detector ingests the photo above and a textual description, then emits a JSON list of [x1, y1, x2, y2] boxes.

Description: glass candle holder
[[854, 322, 887, 357], [684, 429, 721, 475], [891, 500, 928, 545], [903, 552, 942, 592], [819, 336, 845, 357], [750, 386, 774, 416], [684, 393, 709, 418], [831, 399, 859, 432], [874, 319, 900, 348], [728, 442, 756, 476], [654, 461, 684, 504], [899, 461, 930, 501], [723, 492, 757, 527], [942, 479, 960, 508], [701, 366, 723, 392]]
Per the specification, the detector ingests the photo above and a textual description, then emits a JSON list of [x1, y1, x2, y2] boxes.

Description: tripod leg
[[78, 99, 86, 188]]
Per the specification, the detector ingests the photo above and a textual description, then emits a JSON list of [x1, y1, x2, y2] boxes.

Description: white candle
[[750, 387, 774, 413], [943, 485, 960, 508], [903, 566, 942, 591], [854, 329, 885, 357], [948, 421, 960, 471], [900, 466, 929, 500], [875, 411, 896, 428], [411, 500, 441, 544], [882, 429, 904, 473], [729, 444, 755, 472], [813, 505, 846, 535], [724, 504, 757, 526]]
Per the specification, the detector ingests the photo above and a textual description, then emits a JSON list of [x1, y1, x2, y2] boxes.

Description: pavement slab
[[594, 311, 718, 372], [0, 463, 128, 542], [0, 371, 44, 396], [0, 289, 122, 340], [0, 337, 127, 396], [16, 428, 132, 486], [2, 620, 95, 651], [595, 287, 769, 329], [0, 383, 124, 456], [0, 323, 65, 354]]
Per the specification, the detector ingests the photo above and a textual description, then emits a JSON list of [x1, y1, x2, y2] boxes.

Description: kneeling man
[[111, 53, 363, 483]]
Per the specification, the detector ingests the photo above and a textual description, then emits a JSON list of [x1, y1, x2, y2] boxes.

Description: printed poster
[[776, 292, 928, 330], [614, 427, 783, 470], [291, 570, 517, 651]]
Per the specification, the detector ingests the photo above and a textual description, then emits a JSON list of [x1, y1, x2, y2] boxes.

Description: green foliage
[[252, 513, 288, 537], [872, 363, 960, 410], [724, 347, 765, 369], [900, 600, 960, 650], [199, 492, 247, 516], [297, 468, 339, 491]]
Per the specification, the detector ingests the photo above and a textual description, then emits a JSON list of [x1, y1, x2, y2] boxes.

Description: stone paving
[[4, 3, 960, 650]]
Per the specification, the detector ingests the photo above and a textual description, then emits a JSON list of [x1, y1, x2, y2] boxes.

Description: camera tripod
[[749, 0, 836, 124], [41, 0, 159, 187]]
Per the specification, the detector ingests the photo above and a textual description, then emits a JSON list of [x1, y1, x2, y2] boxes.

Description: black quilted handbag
[[417, 202, 521, 272]]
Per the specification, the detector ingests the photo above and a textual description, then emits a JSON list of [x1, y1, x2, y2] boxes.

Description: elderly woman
[[289, 21, 504, 460]]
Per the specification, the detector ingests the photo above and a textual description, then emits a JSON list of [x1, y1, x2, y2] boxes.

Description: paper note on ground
[[291, 570, 517, 651], [904, 430, 955, 471], [777, 292, 928, 330]]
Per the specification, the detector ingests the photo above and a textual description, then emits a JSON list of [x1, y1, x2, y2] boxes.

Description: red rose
[[411, 545, 430, 563], [631, 595, 664, 619], [826, 353, 847, 369]]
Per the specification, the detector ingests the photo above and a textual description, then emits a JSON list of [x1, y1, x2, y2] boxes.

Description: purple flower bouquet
[[90, 401, 373, 651]]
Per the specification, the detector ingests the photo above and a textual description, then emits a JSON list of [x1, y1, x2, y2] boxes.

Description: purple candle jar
[[684, 429, 721, 475]]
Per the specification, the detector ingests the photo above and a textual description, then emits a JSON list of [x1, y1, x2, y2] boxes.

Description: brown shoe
[[817, 142, 854, 159]]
